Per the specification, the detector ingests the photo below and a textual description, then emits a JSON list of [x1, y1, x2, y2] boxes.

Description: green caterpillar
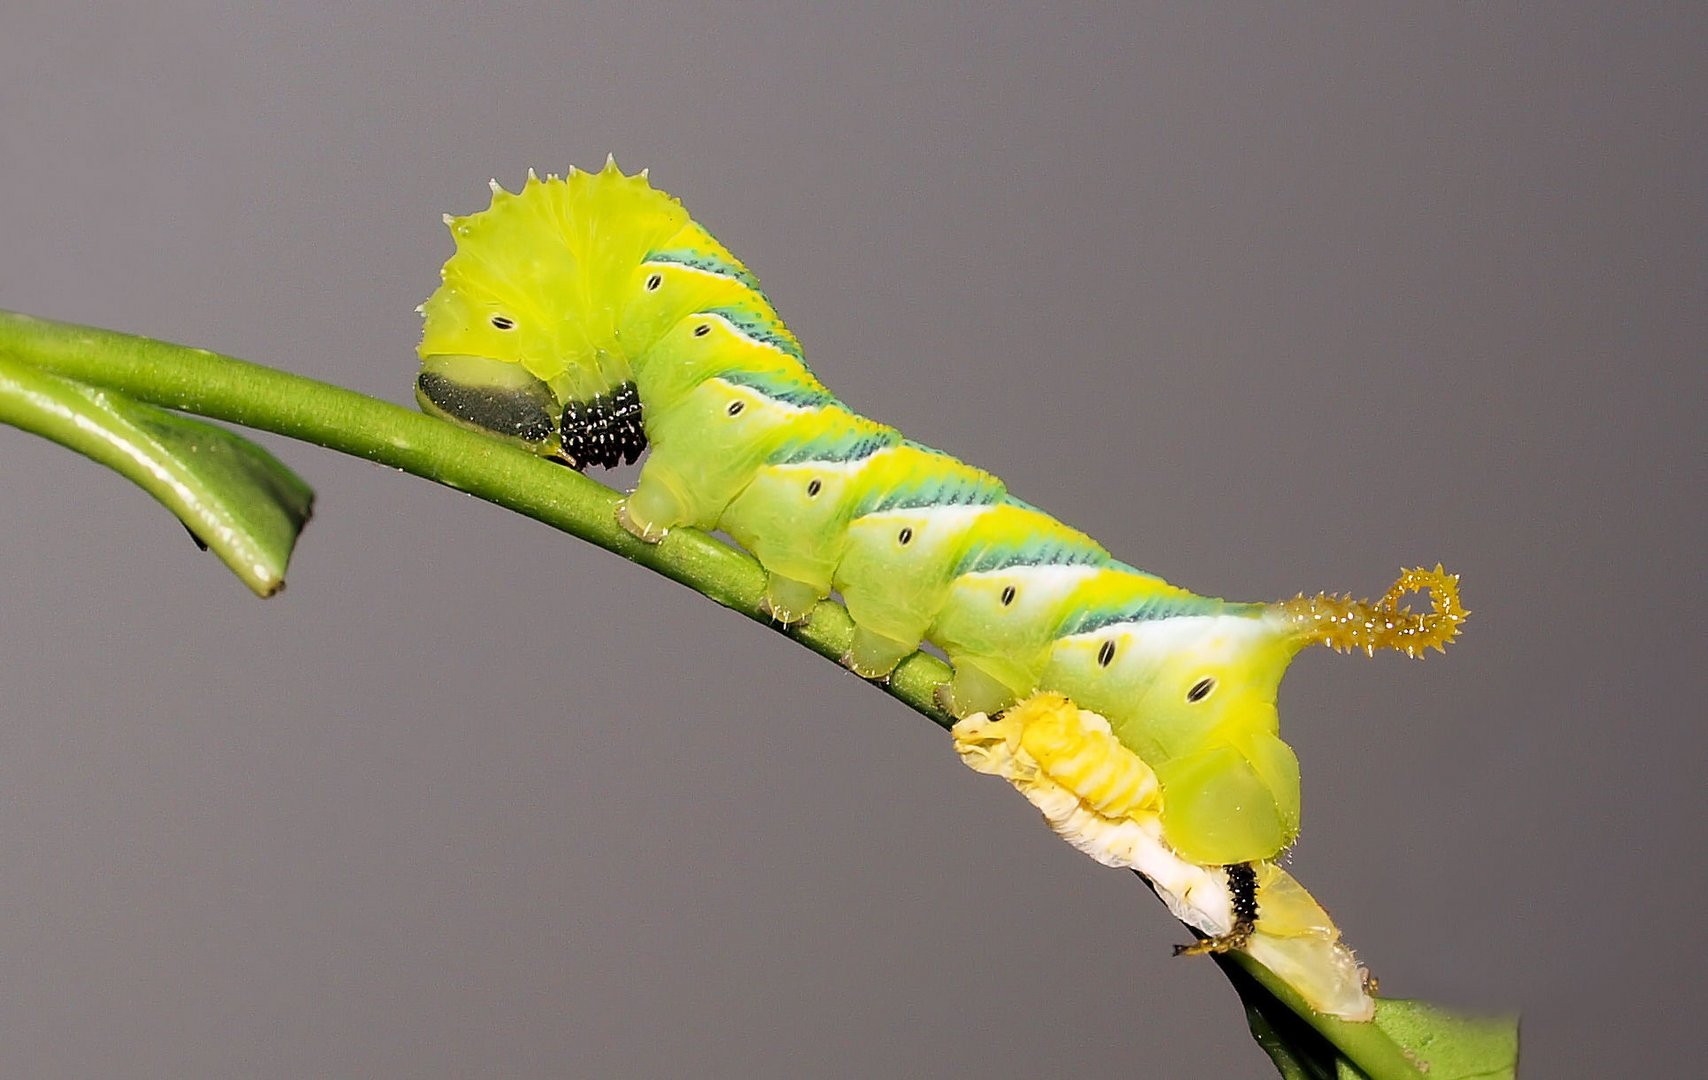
[[415, 159, 1466, 867]]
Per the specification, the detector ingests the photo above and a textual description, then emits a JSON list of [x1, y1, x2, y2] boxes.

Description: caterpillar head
[[415, 160, 687, 468]]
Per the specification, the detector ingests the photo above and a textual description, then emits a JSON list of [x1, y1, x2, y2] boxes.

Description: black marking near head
[[1167, 860, 1258, 956], [693, 323, 711, 337], [1227, 862, 1259, 927], [560, 380, 647, 470], [490, 315, 515, 330], [806, 479, 823, 497], [897, 526, 914, 546], [645, 273, 662, 291], [1187, 677, 1216, 703], [1097, 640, 1117, 667], [1000, 585, 1017, 606], [418, 370, 556, 444], [726, 400, 745, 416]]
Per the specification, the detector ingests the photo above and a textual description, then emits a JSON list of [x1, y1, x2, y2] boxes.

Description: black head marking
[[490, 315, 515, 330], [1097, 640, 1117, 667], [1000, 585, 1016, 607], [559, 380, 648, 470], [1187, 677, 1216, 703]]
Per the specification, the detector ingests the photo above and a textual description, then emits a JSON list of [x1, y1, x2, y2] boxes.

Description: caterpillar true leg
[[615, 499, 670, 544], [617, 464, 689, 542]]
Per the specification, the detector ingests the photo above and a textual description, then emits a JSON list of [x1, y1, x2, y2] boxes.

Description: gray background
[[2, 3, 1702, 1076]]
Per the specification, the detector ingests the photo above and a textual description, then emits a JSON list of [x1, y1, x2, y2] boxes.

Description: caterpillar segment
[[414, 159, 1468, 874], [723, 419, 901, 625]]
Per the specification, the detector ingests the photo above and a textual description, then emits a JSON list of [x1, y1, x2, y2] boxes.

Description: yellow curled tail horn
[[1280, 564, 1468, 658]]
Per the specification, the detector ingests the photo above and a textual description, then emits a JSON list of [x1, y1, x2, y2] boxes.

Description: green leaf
[[1366, 999, 1520, 1080], [0, 355, 313, 596]]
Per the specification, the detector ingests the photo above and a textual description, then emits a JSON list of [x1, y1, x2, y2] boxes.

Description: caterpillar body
[[415, 159, 1466, 870]]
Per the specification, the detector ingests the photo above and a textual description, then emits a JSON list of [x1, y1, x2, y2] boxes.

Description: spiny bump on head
[[1280, 564, 1468, 658]]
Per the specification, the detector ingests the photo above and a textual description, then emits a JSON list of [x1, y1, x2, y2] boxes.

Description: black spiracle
[[561, 381, 647, 469]]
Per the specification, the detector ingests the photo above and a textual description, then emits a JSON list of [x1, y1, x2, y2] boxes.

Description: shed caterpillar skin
[[951, 692, 1375, 1018], [415, 159, 1467, 868]]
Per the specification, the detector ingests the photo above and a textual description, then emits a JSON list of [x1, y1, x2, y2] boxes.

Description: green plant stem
[[1215, 954, 1420, 1078], [0, 310, 954, 723], [0, 309, 1438, 1079]]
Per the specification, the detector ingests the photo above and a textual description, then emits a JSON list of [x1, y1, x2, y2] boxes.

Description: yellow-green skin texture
[[417, 161, 1310, 865]]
